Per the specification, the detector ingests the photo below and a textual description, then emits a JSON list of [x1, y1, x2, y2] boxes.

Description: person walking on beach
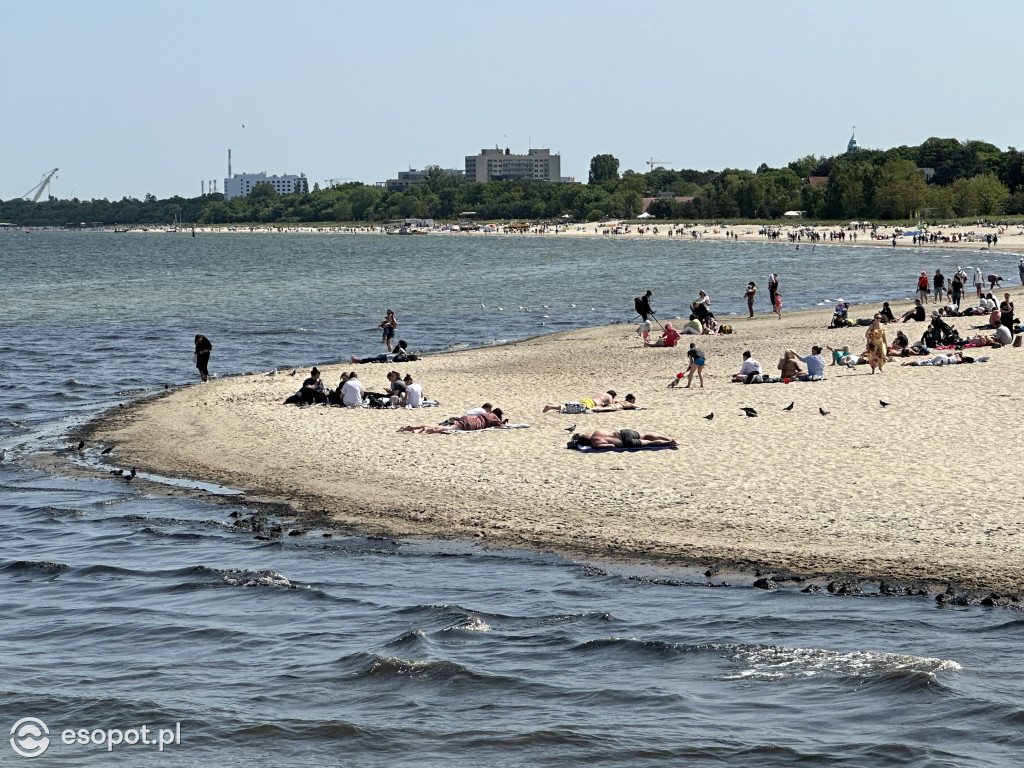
[[917, 272, 930, 304], [772, 292, 783, 319], [193, 334, 212, 383], [744, 282, 757, 318], [975, 267, 985, 299], [1018, 258, 1024, 286], [933, 269, 946, 304], [767, 273, 779, 308], [634, 290, 654, 322], [864, 316, 888, 374], [379, 309, 398, 352]]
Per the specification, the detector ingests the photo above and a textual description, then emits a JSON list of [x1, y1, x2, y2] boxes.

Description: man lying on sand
[[399, 408, 506, 434], [571, 429, 677, 449]]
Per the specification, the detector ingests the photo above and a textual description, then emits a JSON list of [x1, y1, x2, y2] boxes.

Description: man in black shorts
[[570, 429, 677, 449]]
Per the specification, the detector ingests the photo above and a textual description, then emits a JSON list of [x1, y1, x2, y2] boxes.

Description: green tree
[[874, 158, 927, 219], [588, 154, 620, 184]]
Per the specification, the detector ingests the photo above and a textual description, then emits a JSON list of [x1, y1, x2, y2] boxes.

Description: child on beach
[[636, 320, 652, 343], [773, 292, 783, 319]]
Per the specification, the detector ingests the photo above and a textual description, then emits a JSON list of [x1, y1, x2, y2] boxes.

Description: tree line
[[4, 137, 1024, 227]]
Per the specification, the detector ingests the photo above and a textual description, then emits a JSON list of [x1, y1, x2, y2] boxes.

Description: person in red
[[398, 408, 506, 434], [917, 271, 930, 303], [644, 322, 680, 347]]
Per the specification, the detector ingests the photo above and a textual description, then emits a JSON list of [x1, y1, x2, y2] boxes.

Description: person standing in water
[[194, 334, 212, 383]]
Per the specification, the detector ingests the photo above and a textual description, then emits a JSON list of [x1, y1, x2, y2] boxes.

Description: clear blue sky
[[4, 0, 1022, 201]]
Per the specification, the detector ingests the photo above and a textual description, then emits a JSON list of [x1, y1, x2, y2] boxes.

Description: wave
[[725, 645, 962, 684], [334, 652, 519, 689], [1, 559, 70, 576]]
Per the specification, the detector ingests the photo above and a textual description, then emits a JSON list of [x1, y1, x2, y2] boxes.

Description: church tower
[[847, 127, 860, 153]]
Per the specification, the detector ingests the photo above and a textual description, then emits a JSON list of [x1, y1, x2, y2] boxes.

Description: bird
[[819, 407, 830, 416], [101, 445, 114, 455], [289, 369, 297, 377], [782, 402, 794, 411], [564, 425, 577, 433], [879, 400, 890, 408], [164, 383, 169, 390], [703, 413, 714, 421], [0, 448, 7, 462], [741, 407, 758, 417], [125, 467, 137, 483], [77, 440, 85, 450]]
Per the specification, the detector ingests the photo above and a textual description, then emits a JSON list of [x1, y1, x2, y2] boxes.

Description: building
[[224, 172, 308, 200], [846, 128, 860, 154], [378, 168, 464, 193], [464, 147, 561, 183]]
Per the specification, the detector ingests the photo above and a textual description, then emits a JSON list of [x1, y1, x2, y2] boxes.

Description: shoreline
[[80, 303, 1024, 599], [10, 222, 1024, 257]]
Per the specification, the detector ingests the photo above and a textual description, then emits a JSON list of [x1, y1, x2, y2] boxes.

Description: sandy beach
[[84, 301, 1024, 594], [138, 219, 1024, 258]]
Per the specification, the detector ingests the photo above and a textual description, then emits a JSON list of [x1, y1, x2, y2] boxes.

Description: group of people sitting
[[283, 366, 428, 408], [730, 347, 827, 383], [641, 290, 719, 346]]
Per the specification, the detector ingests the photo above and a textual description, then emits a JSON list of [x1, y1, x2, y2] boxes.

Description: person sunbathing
[[399, 408, 505, 433], [901, 353, 963, 366], [543, 391, 620, 413], [571, 429, 677, 449]]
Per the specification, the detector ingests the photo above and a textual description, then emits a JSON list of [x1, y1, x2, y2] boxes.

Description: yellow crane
[[23, 168, 59, 202]]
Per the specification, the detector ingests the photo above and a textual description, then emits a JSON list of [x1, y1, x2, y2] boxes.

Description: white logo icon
[[10, 718, 50, 758]]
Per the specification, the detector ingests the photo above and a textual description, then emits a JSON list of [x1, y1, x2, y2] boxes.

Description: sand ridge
[[87, 301, 1024, 592]]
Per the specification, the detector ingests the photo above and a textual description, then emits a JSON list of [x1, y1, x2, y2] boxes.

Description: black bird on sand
[[782, 402, 794, 411], [289, 369, 298, 377], [741, 407, 758, 417], [125, 467, 137, 483], [703, 413, 714, 421], [819, 407, 830, 416], [879, 400, 890, 408], [101, 445, 114, 455], [564, 424, 577, 432]]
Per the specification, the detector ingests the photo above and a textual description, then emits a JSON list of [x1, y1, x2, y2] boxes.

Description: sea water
[[0, 231, 1021, 767]]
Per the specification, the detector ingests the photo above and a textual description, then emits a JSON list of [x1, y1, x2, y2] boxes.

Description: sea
[[1, 229, 1022, 767]]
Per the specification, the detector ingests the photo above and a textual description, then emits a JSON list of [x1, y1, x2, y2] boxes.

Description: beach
[[87, 302, 1024, 594]]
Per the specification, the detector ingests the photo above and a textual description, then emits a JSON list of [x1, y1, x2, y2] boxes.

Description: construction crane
[[647, 158, 672, 172], [23, 168, 59, 202]]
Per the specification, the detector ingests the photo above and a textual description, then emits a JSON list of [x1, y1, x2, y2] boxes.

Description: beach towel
[[573, 444, 678, 452], [449, 424, 530, 434]]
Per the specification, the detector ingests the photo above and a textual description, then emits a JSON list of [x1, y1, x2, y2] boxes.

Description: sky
[[4, 0, 1023, 201]]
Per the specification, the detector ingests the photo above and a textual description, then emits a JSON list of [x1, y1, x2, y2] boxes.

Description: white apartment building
[[224, 172, 309, 200], [464, 148, 561, 183]]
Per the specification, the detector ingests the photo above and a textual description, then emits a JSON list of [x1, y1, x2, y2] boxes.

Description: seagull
[[879, 400, 890, 408], [782, 402, 794, 411], [819, 407, 830, 416], [289, 369, 297, 377], [101, 445, 114, 455], [0, 448, 7, 462], [564, 424, 577, 432], [741, 407, 758, 417], [703, 413, 714, 421], [125, 467, 137, 483]]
